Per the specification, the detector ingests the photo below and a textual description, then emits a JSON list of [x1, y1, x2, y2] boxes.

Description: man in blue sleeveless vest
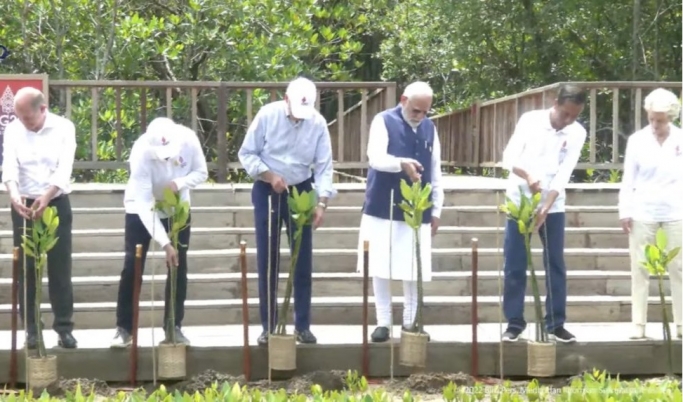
[[356, 81, 444, 343]]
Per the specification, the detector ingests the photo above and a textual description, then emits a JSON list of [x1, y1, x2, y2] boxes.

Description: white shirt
[[502, 108, 587, 214], [1, 112, 77, 199], [124, 130, 208, 248], [618, 124, 683, 222], [366, 113, 445, 218]]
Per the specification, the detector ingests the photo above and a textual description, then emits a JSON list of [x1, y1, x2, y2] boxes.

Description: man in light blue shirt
[[238, 77, 335, 346]]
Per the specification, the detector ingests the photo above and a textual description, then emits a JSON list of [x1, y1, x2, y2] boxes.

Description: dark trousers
[[12, 195, 74, 334], [252, 179, 314, 332], [502, 212, 567, 331], [115, 213, 191, 333]]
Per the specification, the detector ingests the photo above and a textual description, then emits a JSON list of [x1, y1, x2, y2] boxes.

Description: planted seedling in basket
[[155, 187, 191, 345], [269, 187, 317, 371], [397, 178, 432, 367], [640, 226, 681, 376], [21, 205, 60, 389]]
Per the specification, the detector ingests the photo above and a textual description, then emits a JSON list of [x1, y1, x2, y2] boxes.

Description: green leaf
[[163, 188, 177, 206], [400, 179, 412, 201], [655, 227, 668, 251], [517, 220, 527, 235]]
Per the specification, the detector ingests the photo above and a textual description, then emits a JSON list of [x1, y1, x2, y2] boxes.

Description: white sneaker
[[629, 324, 646, 340]]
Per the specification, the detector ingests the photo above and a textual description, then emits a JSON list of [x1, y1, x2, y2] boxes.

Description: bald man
[[1, 87, 78, 349]]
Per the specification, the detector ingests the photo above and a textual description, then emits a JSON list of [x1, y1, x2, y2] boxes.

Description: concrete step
[[0, 295, 670, 330], [0, 225, 628, 254], [0, 247, 631, 278], [0, 205, 620, 230], [0, 270, 665, 304], [0, 181, 621, 208]]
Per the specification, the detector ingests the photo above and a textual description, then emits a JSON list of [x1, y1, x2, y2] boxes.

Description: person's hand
[[527, 175, 541, 194], [431, 217, 440, 237], [401, 159, 423, 182], [313, 205, 325, 229], [164, 243, 179, 268], [30, 194, 51, 220], [620, 218, 632, 234], [535, 207, 549, 231], [271, 175, 288, 194], [10, 197, 31, 220], [167, 181, 179, 193]]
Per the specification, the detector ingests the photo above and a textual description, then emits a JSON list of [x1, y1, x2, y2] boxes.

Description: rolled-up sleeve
[[48, 119, 77, 191], [618, 135, 638, 219], [501, 113, 530, 172], [238, 111, 270, 179], [312, 121, 336, 198]]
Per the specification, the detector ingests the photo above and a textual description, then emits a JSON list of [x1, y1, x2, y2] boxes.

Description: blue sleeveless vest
[[363, 105, 434, 224]]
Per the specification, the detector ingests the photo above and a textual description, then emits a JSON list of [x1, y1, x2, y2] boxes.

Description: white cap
[[146, 117, 182, 160], [286, 77, 317, 119]]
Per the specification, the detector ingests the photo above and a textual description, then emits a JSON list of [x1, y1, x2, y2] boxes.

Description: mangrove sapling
[[397, 179, 432, 334], [21, 206, 60, 358], [274, 187, 317, 336], [640, 226, 681, 376], [499, 187, 546, 342], [155, 188, 191, 344]]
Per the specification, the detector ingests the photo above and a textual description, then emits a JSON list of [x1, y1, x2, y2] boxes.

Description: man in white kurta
[[356, 81, 444, 343], [618, 88, 683, 340]]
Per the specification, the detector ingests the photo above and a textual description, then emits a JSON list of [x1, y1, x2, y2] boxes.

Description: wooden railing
[[431, 81, 682, 170], [44, 80, 397, 182]]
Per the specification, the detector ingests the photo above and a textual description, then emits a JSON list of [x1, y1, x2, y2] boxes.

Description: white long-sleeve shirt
[[1, 112, 77, 199], [123, 128, 209, 248], [365, 113, 444, 218], [618, 124, 683, 222], [502, 108, 587, 214]]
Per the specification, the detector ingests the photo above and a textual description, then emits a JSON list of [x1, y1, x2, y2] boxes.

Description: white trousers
[[629, 220, 682, 327], [373, 277, 417, 327]]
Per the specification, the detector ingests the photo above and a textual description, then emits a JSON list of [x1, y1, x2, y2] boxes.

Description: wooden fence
[[431, 81, 683, 171], [43, 80, 396, 182]]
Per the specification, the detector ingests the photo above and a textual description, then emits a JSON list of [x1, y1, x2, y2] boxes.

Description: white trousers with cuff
[[629, 220, 682, 332], [373, 277, 418, 328]]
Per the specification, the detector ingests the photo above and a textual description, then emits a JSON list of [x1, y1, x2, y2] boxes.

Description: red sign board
[[0, 74, 49, 165]]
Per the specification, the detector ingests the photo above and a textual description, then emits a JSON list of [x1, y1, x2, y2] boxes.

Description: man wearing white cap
[[111, 117, 208, 348], [238, 77, 335, 345], [619, 87, 683, 340]]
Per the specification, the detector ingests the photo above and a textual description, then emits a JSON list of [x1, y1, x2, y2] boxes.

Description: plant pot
[[399, 330, 429, 368], [268, 334, 296, 371], [157, 342, 187, 379], [527, 341, 556, 377], [27, 355, 58, 392]]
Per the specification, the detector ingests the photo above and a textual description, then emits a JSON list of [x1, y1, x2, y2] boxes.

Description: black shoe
[[549, 326, 576, 343], [25, 333, 37, 349], [371, 327, 390, 343], [295, 329, 317, 344], [58, 332, 77, 349], [257, 331, 269, 346], [402, 325, 431, 341], [502, 327, 523, 342]]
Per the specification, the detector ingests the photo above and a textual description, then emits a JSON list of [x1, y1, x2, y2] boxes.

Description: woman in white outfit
[[618, 87, 683, 340]]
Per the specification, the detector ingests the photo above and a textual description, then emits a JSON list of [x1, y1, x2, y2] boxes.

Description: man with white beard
[[357, 81, 444, 343]]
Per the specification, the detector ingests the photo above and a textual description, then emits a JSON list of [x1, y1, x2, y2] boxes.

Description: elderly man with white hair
[[111, 117, 208, 348], [357, 81, 444, 343], [618, 87, 683, 340]]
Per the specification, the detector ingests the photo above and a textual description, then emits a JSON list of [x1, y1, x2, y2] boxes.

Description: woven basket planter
[[27, 355, 58, 392], [268, 334, 296, 371], [527, 341, 556, 377], [399, 330, 429, 368], [158, 342, 187, 379]]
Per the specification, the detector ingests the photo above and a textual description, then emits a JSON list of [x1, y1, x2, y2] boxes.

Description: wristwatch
[[317, 201, 327, 210]]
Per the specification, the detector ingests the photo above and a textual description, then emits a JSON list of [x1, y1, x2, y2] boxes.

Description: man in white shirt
[[238, 77, 335, 346], [500, 84, 587, 343], [356, 81, 444, 343], [1, 87, 78, 349], [618, 87, 683, 340], [110, 117, 208, 348]]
